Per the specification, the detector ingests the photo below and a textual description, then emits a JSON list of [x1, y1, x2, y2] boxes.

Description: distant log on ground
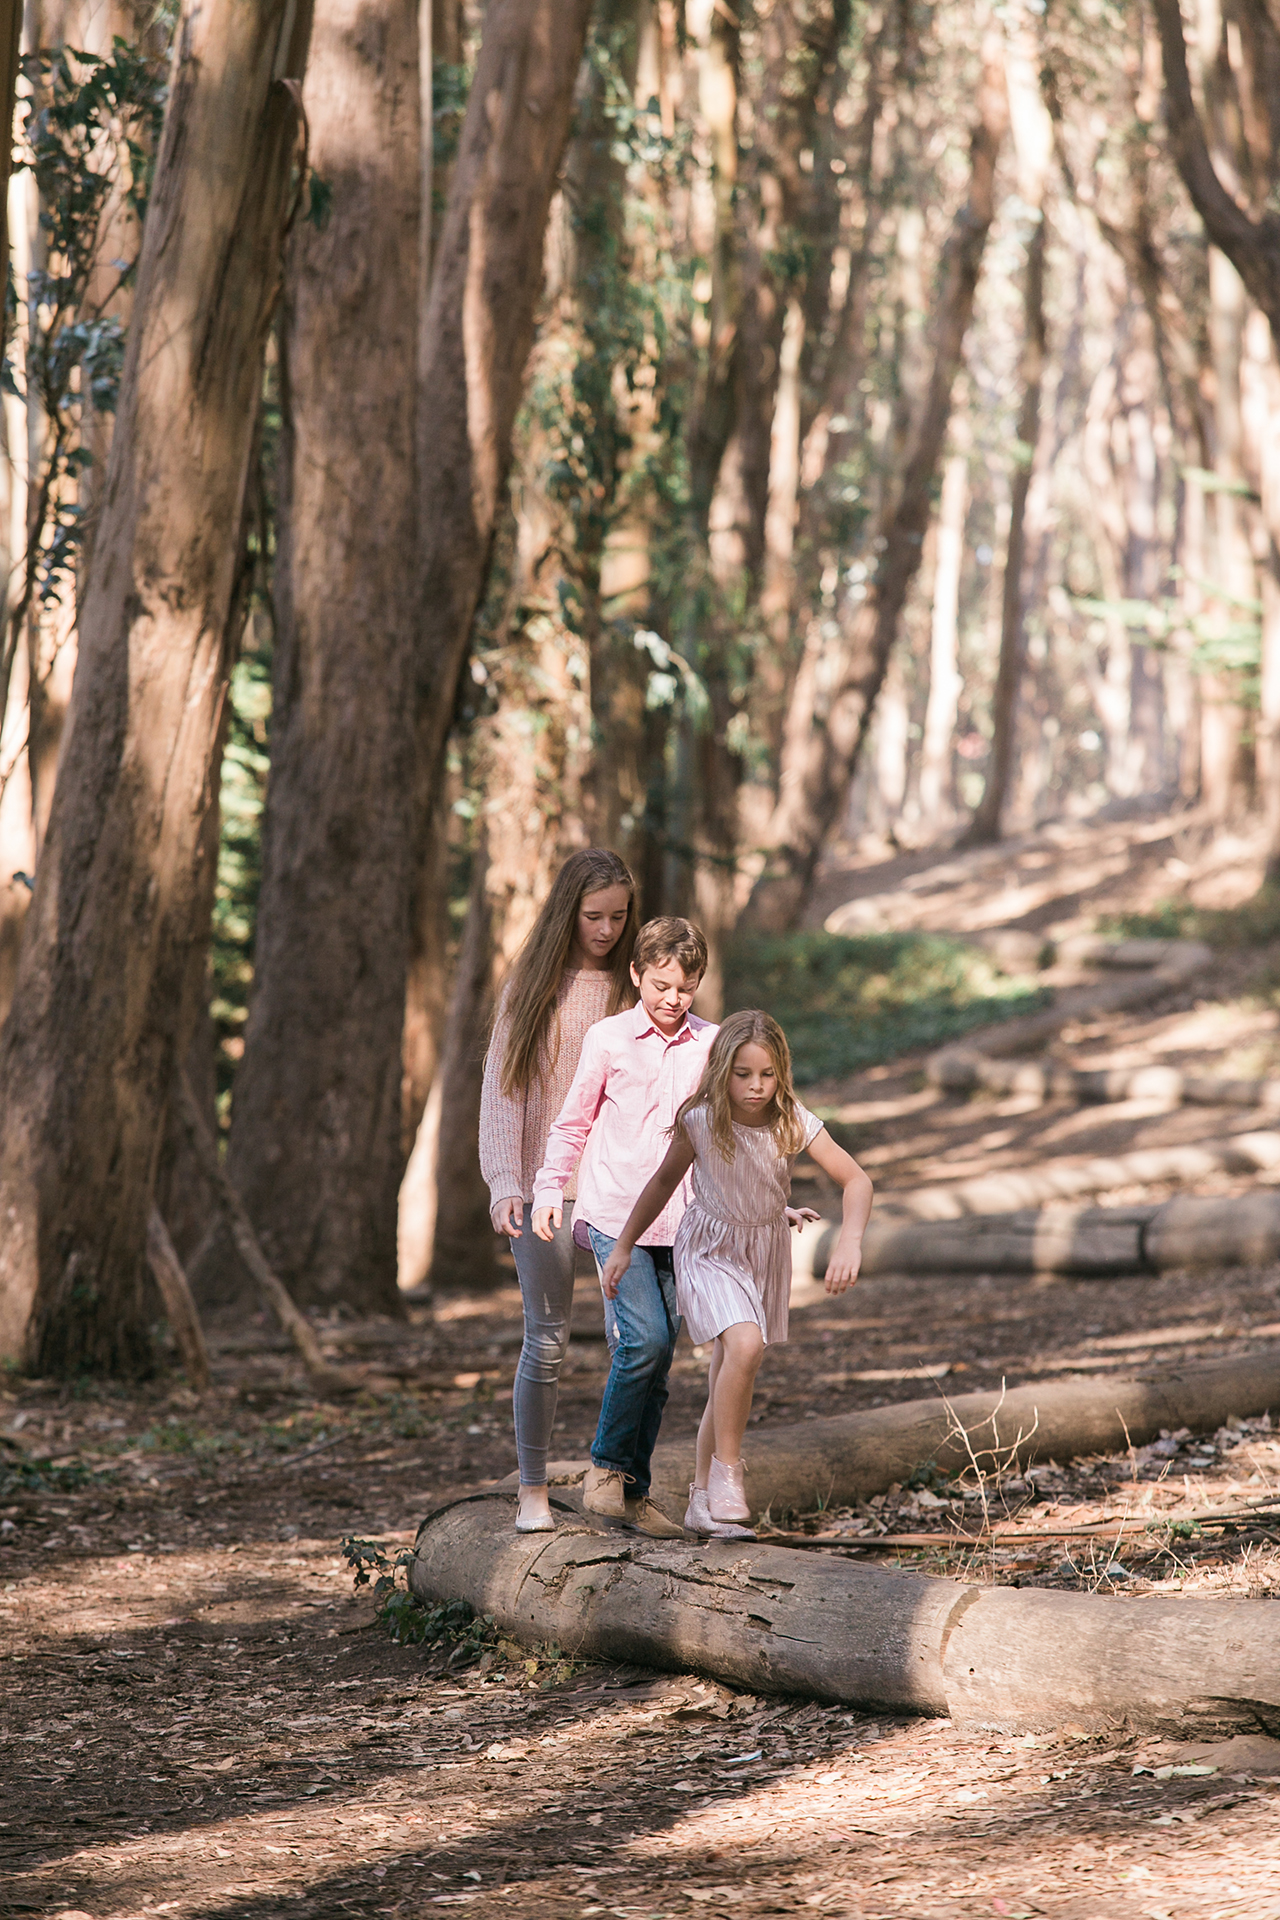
[[926, 937, 1212, 1089], [932, 1048, 1280, 1111], [800, 1203, 1160, 1278], [409, 1496, 1280, 1733], [646, 1348, 1280, 1514], [857, 1134, 1280, 1224], [790, 1179, 1280, 1280]]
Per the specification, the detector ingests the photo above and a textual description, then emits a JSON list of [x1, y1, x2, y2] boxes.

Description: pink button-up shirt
[[532, 1002, 717, 1245]]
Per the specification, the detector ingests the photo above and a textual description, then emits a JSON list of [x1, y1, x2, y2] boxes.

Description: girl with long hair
[[600, 1009, 873, 1538], [480, 848, 639, 1532]]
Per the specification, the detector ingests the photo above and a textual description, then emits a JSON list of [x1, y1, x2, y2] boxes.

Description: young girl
[[480, 849, 639, 1534], [600, 1009, 872, 1537]]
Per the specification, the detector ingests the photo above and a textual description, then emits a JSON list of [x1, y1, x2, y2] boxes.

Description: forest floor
[[5, 799, 1280, 1920]]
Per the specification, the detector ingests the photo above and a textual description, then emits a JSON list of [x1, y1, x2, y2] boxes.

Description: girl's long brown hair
[[497, 849, 639, 1096], [675, 1009, 807, 1162]]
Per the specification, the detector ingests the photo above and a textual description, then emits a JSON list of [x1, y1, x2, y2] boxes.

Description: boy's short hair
[[632, 916, 708, 981]]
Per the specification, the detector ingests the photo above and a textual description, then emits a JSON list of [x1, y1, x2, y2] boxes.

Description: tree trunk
[[0, 0, 314, 1377], [224, 0, 420, 1317], [961, 215, 1046, 843], [1152, 0, 1280, 344], [400, 0, 592, 1172], [917, 453, 967, 829], [410, 0, 592, 977], [428, 830, 503, 1288], [410, 1494, 1280, 1733], [741, 45, 1008, 931], [645, 1347, 1280, 1517]]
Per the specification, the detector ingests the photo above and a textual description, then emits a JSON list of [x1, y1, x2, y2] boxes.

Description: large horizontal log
[[409, 1495, 1280, 1733], [647, 1347, 1280, 1514], [1145, 1192, 1280, 1270], [792, 1204, 1159, 1279], [790, 1169, 1280, 1279]]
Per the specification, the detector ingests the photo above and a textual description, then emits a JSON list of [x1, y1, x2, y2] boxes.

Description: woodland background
[[0, 0, 1279, 1377]]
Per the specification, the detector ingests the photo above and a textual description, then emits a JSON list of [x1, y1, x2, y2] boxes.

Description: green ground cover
[[723, 929, 1049, 1086]]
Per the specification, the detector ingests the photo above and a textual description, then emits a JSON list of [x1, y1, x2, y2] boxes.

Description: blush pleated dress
[[674, 1102, 825, 1347]]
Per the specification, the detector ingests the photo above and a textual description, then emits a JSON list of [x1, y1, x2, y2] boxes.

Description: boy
[[532, 917, 715, 1537]]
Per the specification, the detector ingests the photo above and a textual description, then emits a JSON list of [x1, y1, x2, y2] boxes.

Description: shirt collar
[[632, 1001, 698, 1043]]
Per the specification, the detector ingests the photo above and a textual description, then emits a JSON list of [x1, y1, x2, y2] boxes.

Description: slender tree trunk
[[918, 451, 967, 828], [224, 0, 420, 1317], [741, 44, 1008, 931], [1202, 249, 1256, 816], [0, 0, 314, 1377], [961, 217, 1046, 844], [402, 0, 592, 1158], [430, 827, 502, 1288]]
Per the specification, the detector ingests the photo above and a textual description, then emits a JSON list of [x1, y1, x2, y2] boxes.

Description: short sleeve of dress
[[795, 1102, 826, 1151]]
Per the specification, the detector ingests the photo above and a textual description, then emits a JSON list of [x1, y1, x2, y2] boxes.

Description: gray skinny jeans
[[511, 1200, 576, 1488]]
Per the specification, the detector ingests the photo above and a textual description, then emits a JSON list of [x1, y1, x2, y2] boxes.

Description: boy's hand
[[600, 1244, 632, 1299], [491, 1198, 523, 1238], [823, 1237, 862, 1294], [784, 1206, 822, 1232], [531, 1206, 561, 1242]]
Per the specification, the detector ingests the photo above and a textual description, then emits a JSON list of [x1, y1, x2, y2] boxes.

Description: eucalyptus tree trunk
[[402, 0, 593, 1151], [0, 0, 313, 1377], [961, 14, 1051, 847], [224, 0, 420, 1316], [741, 43, 1008, 932]]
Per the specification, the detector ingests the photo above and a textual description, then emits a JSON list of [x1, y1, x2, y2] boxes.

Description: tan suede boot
[[582, 1464, 628, 1518]]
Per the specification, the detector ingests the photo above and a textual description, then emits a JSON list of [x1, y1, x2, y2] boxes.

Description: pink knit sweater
[[479, 968, 615, 1207]]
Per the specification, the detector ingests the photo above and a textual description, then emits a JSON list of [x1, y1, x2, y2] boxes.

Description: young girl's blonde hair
[[496, 848, 638, 1096], [675, 1009, 807, 1161]]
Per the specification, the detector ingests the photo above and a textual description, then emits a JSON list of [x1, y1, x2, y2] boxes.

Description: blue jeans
[[586, 1226, 680, 1500]]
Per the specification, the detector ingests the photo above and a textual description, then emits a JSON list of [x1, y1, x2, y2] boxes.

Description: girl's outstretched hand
[[600, 1243, 632, 1299], [490, 1198, 523, 1238], [784, 1205, 822, 1232], [823, 1238, 862, 1294]]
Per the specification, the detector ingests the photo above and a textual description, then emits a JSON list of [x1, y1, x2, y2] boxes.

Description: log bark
[[741, 43, 1008, 931], [856, 1133, 1280, 1226], [930, 1051, 1280, 1111], [1145, 1192, 1280, 1271], [410, 1495, 1280, 1733], [0, 0, 314, 1376], [409, 0, 592, 1079], [224, 0, 420, 1316], [645, 1348, 1280, 1516], [145, 1205, 211, 1392], [175, 1075, 352, 1396], [839, 1203, 1159, 1279], [926, 938, 1212, 1086]]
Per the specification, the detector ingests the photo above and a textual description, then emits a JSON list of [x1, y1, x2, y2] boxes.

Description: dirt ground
[[5, 802, 1280, 1920]]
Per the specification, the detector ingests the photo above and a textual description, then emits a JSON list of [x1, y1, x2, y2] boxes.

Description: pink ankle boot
[[708, 1455, 751, 1523], [684, 1484, 756, 1540]]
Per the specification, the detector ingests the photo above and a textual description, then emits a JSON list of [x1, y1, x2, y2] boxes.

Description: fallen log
[[145, 1206, 211, 1392], [409, 1495, 1280, 1733], [926, 937, 1212, 1088], [176, 1073, 356, 1396], [790, 1176, 1280, 1283], [861, 1133, 1280, 1224], [931, 1048, 1280, 1111], [645, 1347, 1280, 1514], [814, 1203, 1159, 1278], [1145, 1191, 1280, 1271]]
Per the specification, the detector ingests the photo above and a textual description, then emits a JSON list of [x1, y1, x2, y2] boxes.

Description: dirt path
[[5, 805, 1280, 1918]]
